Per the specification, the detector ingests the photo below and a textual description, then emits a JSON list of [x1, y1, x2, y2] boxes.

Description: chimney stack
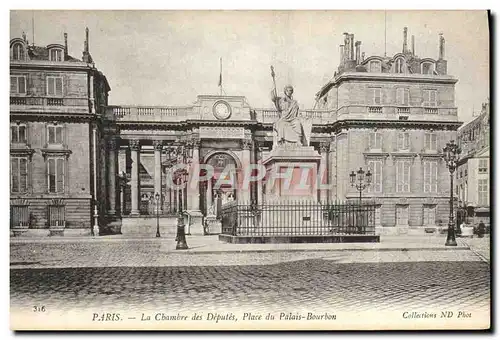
[[339, 45, 345, 64], [355, 41, 361, 64], [403, 27, 408, 53], [85, 27, 89, 53], [343, 32, 349, 60], [439, 33, 445, 59], [64, 33, 68, 59], [411, 35, 415, 55]]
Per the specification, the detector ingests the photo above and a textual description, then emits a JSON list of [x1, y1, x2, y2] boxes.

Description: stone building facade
[[10, 29, 110, 236], [315, 28, 461, 234], [10, 27, 463, 237], [456, 102, 490, 225]]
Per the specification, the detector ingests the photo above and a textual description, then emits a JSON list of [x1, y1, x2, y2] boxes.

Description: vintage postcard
[[9, 10, 490, 331]]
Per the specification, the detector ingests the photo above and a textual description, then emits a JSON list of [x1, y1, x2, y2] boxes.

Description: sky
[[10, 10, 489, 123]]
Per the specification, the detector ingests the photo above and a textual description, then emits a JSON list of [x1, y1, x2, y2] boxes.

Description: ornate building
[[314, 28, 461, 234], [456, 101, 490, 225], [10, 27, 463, 237], [10, 29, 110, 236]]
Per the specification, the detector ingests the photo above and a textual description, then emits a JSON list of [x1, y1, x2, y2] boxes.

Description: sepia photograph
[[8, 9, 490, 331]]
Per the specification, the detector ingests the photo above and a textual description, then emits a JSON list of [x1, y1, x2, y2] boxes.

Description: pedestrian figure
[[477, 220, 486, 238]]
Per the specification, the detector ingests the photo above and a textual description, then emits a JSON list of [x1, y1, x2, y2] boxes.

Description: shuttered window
[[478, 179, 488, 206], [369, 131, 382, 150], [396, 160, 411, 193], [368, 160, 383, 193], [423, 205, 436, 225], [424, 132, 437, 151], [397, 132, 410, 151], [370, 88, 381, 105], [396, 88, 410, 105], [423, 89, 437, 107], [11, 124, 27, 143], [47, 158, 65, 193], [47, 125, 64, 144], [47, 76, 63, 96], [11, 157, 28, 193], [10, 75, 26, 94], [423, 160, 438, 193]]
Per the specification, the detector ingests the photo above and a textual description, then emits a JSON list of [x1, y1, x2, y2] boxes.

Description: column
[[319, 142, 330, 203], [107, 137, 118, 215], [256, 145, 263, 205], [153, 140, 163, 212], [129, 139, 141, 215], [206, 178, 213, 212], [187, 139, 201, 211], [240, 139, 252, 203], [328, 135, 337, 203]]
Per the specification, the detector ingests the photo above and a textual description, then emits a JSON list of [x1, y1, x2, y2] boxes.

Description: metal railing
[[48, 205, 66, 228], [221, 200, 376, 236], [11, 205, 29, 228]]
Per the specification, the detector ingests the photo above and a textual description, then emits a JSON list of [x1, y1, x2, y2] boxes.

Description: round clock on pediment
[[213, 100, 232, 120]]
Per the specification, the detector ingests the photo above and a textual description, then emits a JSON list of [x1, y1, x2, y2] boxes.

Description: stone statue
[[270, 66, 310, 147]]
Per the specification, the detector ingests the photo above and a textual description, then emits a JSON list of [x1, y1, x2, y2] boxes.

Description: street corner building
[[9, 26, 488, 238]]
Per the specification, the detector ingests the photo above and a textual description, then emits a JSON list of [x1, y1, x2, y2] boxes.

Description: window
[[370, 87, 381, 105], [421, 62, 434, 74], [396, 205, 409, 225], [396, 88, 410, 106], [460, 171, 463, 178], [395, 58, 405, 73], [12, 43, 24, 60], [11, 157, 28, 193], [423, 205, 436, 226], [478, 179, 488, 206], [423, 89, 437, 107], [368, 160, 383, 193], [47, 158, 65, 193], [47, 76, 63, 96], [396, 160, 411, 193], [479, 159, 488, 173], [423, 160, 438, 193], [11, 124, 27, 143], [369, 60, 382, 73], [369, 131, 382, 150], [397, 132, 410, 151], [50, 49, 63, 62], [10, 75, 26, 94], [424, 132, 437, 151], [464, 169, 468, 177], [47, 125, 64, 144]]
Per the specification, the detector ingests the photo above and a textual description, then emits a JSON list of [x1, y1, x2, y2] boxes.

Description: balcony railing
[[397, 107, 410, 114], [253, 108, 334, 124], [368, 106, 383, 114], [424, 107, 438, 114], [10, 96, 88, 108]]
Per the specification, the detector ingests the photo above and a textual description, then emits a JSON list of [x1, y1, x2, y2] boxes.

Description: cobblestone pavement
[[11, 260, 490, 315], [10, 236, 482, 269]]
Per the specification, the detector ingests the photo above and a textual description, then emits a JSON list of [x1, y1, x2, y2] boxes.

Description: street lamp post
[[349, 167, 372, 203], [155, 192, 161, 238], [442, 140, 461, 247], [163, 139, 193, 250]]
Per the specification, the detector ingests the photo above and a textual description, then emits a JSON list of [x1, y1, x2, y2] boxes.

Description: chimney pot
[[411, 35, 415, 55], [64, 33, 68, 58], [355, 41, 361, 65], [439, 33, 445, 59]]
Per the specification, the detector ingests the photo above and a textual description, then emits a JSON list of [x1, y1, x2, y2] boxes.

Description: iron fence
[[221, 200, 376, 236]]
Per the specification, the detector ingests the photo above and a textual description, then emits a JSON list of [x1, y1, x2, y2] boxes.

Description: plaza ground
[[10, 234, 490, 329]]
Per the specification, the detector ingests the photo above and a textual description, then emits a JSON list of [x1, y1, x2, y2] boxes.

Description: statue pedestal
[[186, 210, 204, 235], [262, 145, 322, 202], [204, 214, 222, 235]]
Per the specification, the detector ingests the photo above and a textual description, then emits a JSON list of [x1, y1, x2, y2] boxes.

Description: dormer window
[[12, 43, 25, 60], [50, 49, 63, 62], [395, 58, 405, 73], [421, 62, 434, 75], [369, 60, 381, 73]]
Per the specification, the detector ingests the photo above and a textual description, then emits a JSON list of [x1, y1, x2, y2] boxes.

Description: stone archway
[[202, 151, 240, 218]]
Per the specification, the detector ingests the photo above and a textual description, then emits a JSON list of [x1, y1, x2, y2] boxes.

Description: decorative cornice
[[10, 147, 35, 159], [41, 149, 72, 159], [363, 151, 390, 158]]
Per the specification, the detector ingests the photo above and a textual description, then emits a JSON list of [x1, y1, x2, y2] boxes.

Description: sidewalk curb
[[172, 246, 471, 255]]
